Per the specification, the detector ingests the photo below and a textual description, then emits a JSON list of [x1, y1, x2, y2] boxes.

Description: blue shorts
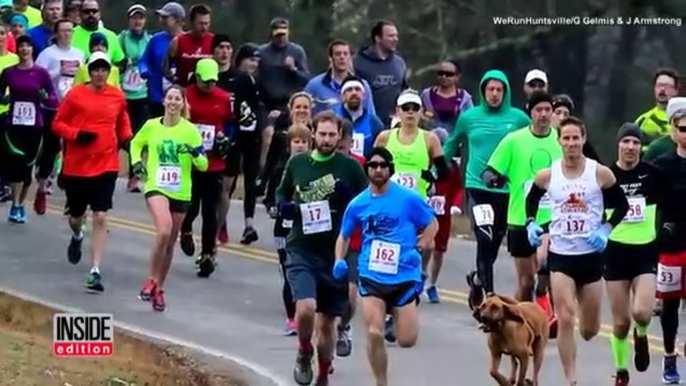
[[285, 248, 348, 317], [358, 277, 421, 308]]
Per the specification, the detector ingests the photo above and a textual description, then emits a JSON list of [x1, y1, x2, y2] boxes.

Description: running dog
[[477, 293, 548, 386]]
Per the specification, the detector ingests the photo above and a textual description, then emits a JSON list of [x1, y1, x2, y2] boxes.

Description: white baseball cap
[[667, 97, 686, 122], [396, 92, 422, 107], [87, 51, 111, 68], [525, 69, 548, 85]]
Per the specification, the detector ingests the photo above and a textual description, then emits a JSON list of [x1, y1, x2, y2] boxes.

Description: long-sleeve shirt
[[53, 84, 132, 177], [35, 44, 85, 103], [258, 42, 309, 109], [138, 31, 174, 104], [0, 65, 57, 128]]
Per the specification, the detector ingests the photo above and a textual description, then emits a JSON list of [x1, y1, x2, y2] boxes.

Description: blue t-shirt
[[341, 182, 435, 285], [28, 24, 53, 58]]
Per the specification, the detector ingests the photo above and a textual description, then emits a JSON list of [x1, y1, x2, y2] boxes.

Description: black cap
[[552, 94, 575, 112], [366, 146, 394, 164], [233, 43, 260, 67], [617, 123, 642, 142]]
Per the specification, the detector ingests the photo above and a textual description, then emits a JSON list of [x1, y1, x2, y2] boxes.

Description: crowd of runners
[[0, 1, 684, 385]]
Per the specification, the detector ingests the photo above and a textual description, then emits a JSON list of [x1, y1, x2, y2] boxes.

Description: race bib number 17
[[300, 200, 332, 235]]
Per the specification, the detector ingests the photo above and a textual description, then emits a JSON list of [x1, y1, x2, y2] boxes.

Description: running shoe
[[34, 190, 47, 215], [15, 206, 26, 223], [336, 324, 352, 357], [613, 369, 629, 386], [67, 235, 83, 265], [662, 355, 680, 384], [180, 232, 195, 256], [7, 206, 19, 223], [0, 184, 10, 202], [426, 285, 440, 303], [384, 315, 396, 343], [152, 288, 165, 311], [84, 271, 104, 292], [217, 224, 229, 244], [138, 278, 157, 302], [240, 226, 258, 245], [293, 348, 314, 385], [466, 270, 484, 311], [634, 328, 650, 372], [284, 318, 297, 336], [196, 254, 215, 278]]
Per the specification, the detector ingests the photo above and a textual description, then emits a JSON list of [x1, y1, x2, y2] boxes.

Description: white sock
[[73, 231, 84, 240], [90, 266, 100, 274]]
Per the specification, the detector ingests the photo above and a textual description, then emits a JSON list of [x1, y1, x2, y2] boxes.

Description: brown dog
[[477, 293, 549, 386]]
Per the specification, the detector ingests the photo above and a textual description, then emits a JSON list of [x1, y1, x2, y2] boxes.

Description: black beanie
[[211, 34, 232, 52], [552, 94, 575, 112], [233, 43, 260, 67], [527, 91, 553, 115], [366, 146, 394, 164], [617, 122, 642, 142]]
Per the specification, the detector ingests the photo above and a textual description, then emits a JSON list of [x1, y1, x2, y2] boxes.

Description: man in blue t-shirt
[[334, 146, 437, 386]]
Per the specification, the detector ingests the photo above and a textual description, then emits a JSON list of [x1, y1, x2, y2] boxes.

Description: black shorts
[[603, 240, 658, 281], [346, 250, 359, 284], [507, 223, 550, 258], [63, 172, 117, 218], [285, 248, 349, 317], [548, 251, 603, 287], [144, 191, 190, 214], [1, 126, 42, 184], [358, 277, 420, 308]]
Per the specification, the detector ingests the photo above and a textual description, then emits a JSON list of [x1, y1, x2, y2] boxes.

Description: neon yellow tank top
[[386, 128, 431, 197]]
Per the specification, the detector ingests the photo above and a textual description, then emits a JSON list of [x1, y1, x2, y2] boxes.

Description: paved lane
[[0, 187, 668, 385]]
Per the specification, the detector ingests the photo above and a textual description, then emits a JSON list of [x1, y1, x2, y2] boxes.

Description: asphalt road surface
[[0, 182, 672, 385]]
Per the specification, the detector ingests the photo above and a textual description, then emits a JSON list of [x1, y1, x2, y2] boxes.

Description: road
[[0, 182, 670, 385]]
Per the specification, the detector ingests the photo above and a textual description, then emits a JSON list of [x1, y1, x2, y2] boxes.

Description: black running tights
[[181, 171, 222, 255], [662, 297, 680, 354], [278, 248, 295, 319]]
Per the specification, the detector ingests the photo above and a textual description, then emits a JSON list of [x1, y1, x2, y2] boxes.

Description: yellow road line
[[45, 205, 667, 351]]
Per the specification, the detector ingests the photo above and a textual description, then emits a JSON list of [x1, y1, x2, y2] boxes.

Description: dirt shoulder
[[0, 291, 254, 386]]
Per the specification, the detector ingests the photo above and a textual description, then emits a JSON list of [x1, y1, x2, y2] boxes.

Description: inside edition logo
[[53, 313, 113, 357]]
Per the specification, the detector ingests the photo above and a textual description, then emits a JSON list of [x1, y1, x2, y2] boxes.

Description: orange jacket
[[53, 84, 132, 177]]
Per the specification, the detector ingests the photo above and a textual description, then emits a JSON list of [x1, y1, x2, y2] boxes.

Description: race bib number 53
[[368, 240, 400, 274], [657, 263, 682, 294]]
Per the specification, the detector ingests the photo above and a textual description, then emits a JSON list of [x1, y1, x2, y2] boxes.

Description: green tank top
[[386, 128, 431, 197]]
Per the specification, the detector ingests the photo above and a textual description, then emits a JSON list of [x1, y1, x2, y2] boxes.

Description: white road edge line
[[0, 286, 289, 386]]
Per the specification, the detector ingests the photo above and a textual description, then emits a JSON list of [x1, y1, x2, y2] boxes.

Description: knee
[[91, 212, 107, 226], [367, 326, 384, 343], [580, 326, 599, 341], [397, 333, 417, 348], [555, 305, 575, 327], [519, 273, 536, 290], [296, 299, 316, 318], [613, 318, 631, 339], [632, 304, 654, 326], [157, 224, 173, 244]]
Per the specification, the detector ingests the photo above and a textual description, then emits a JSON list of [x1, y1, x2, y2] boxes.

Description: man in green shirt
[[71, 0, 124, 63], [276, 111, 367, 385], [635, 68, 680, 152], [484, 91, 562, 305]]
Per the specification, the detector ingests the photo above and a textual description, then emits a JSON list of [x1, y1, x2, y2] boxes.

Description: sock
[[73, 230, 84, 240], [635, 322, 649, 337], [298, 337, 312, 354], [317, 357, 331, 379], [535, 293, 554, 319], [610, 335, 630, 370], [90, 266, 100, 274]]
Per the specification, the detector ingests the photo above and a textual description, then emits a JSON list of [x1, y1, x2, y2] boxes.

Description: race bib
[[561, 217, 588, 236], [351, 133, 364, 157], [524, 180, 551, 209], [156, 165, 182, 192], [623, 197, 646, 223], [393, 172, 418, 190], [12, 102, 36, 126], [429, 195, 446, 215], [368, 240, 400, 274], [282, 219, 293, 229], [196, 124, 215, 151], [274, 237, 286, 250], [122, 66, 143, 92], [657, 264, 682, 294], [57, 77, 74, 98], [300, 200, 332, 235], [472, 204, 494, 227]]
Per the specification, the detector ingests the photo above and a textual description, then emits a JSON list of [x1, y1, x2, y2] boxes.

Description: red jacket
[[349, 152, 365, 251], [186, 85, 233, 172], [433, 160, 464, 215]]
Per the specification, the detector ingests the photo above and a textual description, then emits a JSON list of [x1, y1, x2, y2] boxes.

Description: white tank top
[[548, 159, 604, 255]]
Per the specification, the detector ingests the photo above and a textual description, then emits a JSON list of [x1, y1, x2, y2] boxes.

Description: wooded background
[[100, 0, 685, 160]]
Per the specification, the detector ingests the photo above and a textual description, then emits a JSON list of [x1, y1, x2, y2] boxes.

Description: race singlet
[[300, 200, 332, 235], [156, 165, 181, 192], [122, 66, 143, 92], [352, 133, 365, 157], [392, 172, 418, 190], [561, 215, 589, 236], [623, 197, 646, 223], [428, 195, 446, 215], [12, 101, 36, 126], [368, 240, 400, 274], [195, 124, 215, 151]]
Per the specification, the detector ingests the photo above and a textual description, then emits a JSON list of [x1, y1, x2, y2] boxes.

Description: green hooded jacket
[[443, 70, 531, 193]]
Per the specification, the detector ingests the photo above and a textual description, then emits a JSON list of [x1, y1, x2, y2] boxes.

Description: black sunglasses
[[367, 161, 389, 169], [437, 70, 456, 77], [81, 8, 99, 14], [677, 126, 686, 133], [400, 103, 421, 112]]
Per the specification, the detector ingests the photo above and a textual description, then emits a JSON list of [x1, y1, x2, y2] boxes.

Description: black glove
[[75, 131, 97, 144], [267, 205, 278, 219], [331, 180, 353, 207], [482, 168, 509, 189], [278, 201, 298, 220], [213, 134, 231, 157], [421, 169, 436, 184], [131, 161, 147, 179], [180, 144, 202, 158]]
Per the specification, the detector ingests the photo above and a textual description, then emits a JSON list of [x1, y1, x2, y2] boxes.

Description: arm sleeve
[[41, 68, 58, 108], [52, 92, 79, 140], [275, 157, 294, 204], [340, 202, 359, 239], [188, 126, 209, 171], [116, 95, 133, 143], [603, 183, 629, 227], [130, 120, 150, 164], [443, 113, 466, 160], [433, 155, 450, 181], [291, 46, 310, 83], [525, 183, 547, 220]]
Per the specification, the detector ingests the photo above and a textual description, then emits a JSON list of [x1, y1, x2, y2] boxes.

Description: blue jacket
[[139, 31, 174, 103], [304, 70, 376, 116], [333, 103, 384, 158]]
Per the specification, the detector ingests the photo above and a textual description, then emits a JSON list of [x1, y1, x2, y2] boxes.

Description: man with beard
[[163, 4, 213, 87], [333, 76, 384, 158], [71, 0, 124, 63], [635, 69, 680, 153], [334, 146, 438, 386], [276, 111, 367, 385]]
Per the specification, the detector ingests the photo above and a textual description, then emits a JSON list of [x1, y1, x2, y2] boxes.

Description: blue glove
[[332, 260, 349, 281], [277, 201, 298, 220], [588, 223, 612, 252], [526, 221, 544, 248]]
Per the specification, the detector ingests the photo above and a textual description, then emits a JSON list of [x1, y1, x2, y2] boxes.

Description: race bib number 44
[[12, 101, 36, 126], [657, 264, 682, 294], [623, 197, 646, 223], [156, 165, 181, 192], [300, 200, 332, 235], [196, 124, 215, 151], [368, 240, 400, 274]]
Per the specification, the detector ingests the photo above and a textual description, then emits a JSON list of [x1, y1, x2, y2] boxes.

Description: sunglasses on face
[[437, 71, 456, 77], [677, 126, 686, 133], [82, 8, 99, 14], [400, 103, 421, 112], [367, 161, 389, 169]]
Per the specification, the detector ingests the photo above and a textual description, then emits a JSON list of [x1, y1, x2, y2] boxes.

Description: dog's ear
[[502, 302, 525, 323], [495, 294, 519, 305]]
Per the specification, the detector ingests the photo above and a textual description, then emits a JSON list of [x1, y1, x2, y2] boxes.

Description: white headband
[[341, 80, 364, 94]]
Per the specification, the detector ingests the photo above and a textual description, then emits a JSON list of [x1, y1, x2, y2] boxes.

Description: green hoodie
[[443, 70, 531, 193], [118, 29, 151, 100]]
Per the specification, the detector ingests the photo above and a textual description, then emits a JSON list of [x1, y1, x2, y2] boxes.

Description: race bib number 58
[[623, 197, 646, 223], [657, 264, 682, 294]]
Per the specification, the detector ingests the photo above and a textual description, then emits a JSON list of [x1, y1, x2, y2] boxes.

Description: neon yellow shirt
[[0, 52, 19, 114], [19, 6, 42, 28], [635, 106, 669, 151], [73, 63, 120, 88], [71, 26, 125, 64], [130, 117, 208, 201]]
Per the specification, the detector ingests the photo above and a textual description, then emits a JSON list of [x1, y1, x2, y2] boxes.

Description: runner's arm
[[138, 39, 151, 79], [115, 95, 133, 145], [410, 192, 439, 247], [275, 158, 295, 204], [443, 112, 467, 160], [187, 125, 209, 171], [525, 168, 551, 222], [40, 68, 58, 108], [336, 203, 360, 262], [52, 92, 79, 140], [598, 165, 628, 228], [162, 37, 178, 82], [373, 129, 390, 147], [130, 120, 150, 165]]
